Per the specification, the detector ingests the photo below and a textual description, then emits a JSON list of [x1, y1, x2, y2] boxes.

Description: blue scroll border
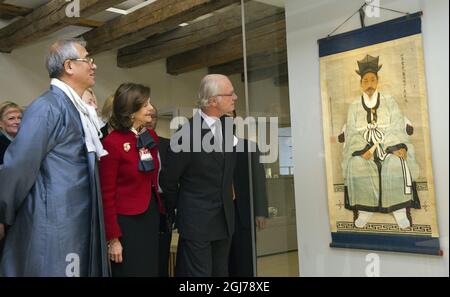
[[330, 232, 442, 256], [318, 12, 423, 58]]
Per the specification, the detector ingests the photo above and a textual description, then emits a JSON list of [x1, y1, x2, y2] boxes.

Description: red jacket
[[100, 128, 163, 241]]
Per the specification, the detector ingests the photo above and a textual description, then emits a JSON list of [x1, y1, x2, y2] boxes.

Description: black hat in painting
[[356, 54, 383, 77]]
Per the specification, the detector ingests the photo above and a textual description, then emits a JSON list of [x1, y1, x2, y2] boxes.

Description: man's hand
[[393, 148, 407, 160], [0, 223, 5, 241], [255, 216, 267, 230], [108, 238, 123, 263]]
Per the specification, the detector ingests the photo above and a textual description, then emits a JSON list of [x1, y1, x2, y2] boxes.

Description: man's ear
[[64, 60, 74, 75], [209, 97, 217, 107]]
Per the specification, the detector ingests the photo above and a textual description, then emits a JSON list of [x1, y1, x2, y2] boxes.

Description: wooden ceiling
[[0, 0, 287, 83]]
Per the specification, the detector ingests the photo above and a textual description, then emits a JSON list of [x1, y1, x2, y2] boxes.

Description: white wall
[[286, 0, 448, 276]]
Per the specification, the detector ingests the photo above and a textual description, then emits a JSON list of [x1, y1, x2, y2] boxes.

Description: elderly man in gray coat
[[0, 39, 108, 277]]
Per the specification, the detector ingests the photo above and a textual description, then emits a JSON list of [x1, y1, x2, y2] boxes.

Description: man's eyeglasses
[[213, 92, 236, 98], [68, 57, 95, 65]]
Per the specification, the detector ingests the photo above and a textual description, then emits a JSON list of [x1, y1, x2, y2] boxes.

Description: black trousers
[[158, 218, 172, 277], [111, 197, 160, 277], [229, 216, 254, 277], [175, 237, 232, 277], [0, 225, 7, 263], [158, 192, 173, 277]]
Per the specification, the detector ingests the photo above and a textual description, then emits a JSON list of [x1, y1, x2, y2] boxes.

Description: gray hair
[[197, 74, 227, 108], [46, 39, 87, 79]]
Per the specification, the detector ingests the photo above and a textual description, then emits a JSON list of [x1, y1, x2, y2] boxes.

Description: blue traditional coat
[[0, 85, 108, 276]]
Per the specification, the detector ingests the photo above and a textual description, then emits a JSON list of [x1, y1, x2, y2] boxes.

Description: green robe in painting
[[342, 93, 420, 213]]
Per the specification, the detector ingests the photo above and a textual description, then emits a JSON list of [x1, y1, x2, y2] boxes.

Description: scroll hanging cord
[[327, 1, 410, 37]]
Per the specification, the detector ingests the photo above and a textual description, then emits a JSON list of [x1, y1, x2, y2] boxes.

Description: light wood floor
[[257, 251, 299, 277]]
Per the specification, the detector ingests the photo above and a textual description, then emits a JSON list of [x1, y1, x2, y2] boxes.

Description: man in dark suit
[[147, 105, 173, 277], [229, 138, 268, 277], [161, 74, 237, 277]]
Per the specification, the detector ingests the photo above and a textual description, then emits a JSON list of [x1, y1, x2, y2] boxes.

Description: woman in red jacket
[[100, 83, 164, 277]]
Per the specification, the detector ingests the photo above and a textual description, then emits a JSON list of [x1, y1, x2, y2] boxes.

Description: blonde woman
[[100, 94, 115, 137], [0, 101, 23, 261], [0, 101, 23, 164]]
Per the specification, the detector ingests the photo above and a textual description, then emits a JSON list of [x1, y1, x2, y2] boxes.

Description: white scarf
[[51, 79, 108, 159], [363, 90, 379, 108]]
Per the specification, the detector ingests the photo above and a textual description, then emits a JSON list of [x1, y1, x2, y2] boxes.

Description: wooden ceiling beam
[[273, 73, 289, 86], [246, 62, 288, 83], [0, 0, 125, 53], [117, 1, 283, 68], [0, 3, 32, 19], [83, 0, 241, 55], [209, 59, 244, 76], [64, 18, 104, 28], [209, 49, 287, 76], [167, 16, 286, 75]]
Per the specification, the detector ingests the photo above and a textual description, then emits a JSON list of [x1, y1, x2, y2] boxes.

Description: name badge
[[139, 148, 153, 161]]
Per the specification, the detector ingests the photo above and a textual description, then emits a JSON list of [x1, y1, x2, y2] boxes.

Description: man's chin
[[365, 90, 375, 96]]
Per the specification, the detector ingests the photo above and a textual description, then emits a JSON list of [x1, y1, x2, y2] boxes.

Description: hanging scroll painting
[[318, 12, 441, 255]]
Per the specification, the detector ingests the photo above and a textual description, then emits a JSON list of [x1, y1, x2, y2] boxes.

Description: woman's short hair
[[110, 83, 151, 131], [0, 101, 23, 119]]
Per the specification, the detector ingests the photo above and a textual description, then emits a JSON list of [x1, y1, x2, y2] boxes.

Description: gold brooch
[[123, 142, 131, 152]]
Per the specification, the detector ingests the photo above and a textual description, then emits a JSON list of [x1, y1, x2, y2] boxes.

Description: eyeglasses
[[213, 92, 236, 98], [69, 57, 95, 65]]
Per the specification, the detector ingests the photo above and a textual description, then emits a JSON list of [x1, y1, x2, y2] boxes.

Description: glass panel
[[152, 0, 298, 277], [242, 0, 299, 277]]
